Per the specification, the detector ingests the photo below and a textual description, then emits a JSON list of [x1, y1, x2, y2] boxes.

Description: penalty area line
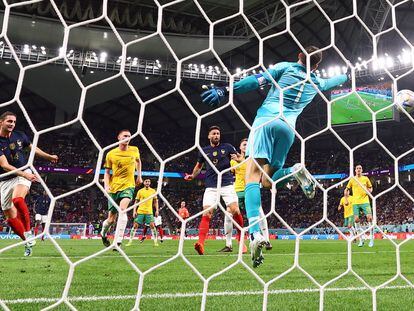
[[3, 285, 412, 304]]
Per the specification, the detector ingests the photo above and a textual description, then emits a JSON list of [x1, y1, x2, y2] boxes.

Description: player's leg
[[140, 225, 149, 242], [157, 225, 164, 242], [114, 196, 131, 247], [259, 207, 272, 250], [353, 205, 364, 247], [34, 214, 41, 236], [149, 219, 158, 246], [245, 157, 267, 267], [194, 188, 216, 255], [101, 191, 119, 246], [12, 182, 32, 239], [224, 187, 246, 253], [364, 205, 374, 247], [220, 211, 233, 252], [126, 219, 139, 246]]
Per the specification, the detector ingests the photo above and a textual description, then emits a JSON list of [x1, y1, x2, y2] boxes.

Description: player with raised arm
[[344, 165, 374, 247], [337, 192, 357, 240], [33, 190, 50, 241], [101, 129, 142, 249], [201, 46, 348, 267], [185, 126, 245, 255], [0, 111, 58, 256], [126, 179, 159, 247], [224, 138, 272, 252]]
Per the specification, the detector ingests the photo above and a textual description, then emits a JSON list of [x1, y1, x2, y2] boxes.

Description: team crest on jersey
[[213, 151, 218, 156], [16, 140, 22, 148], [9, 143, 15, 150], [212, 159, 218, 165], [221, 149, 225, 154]]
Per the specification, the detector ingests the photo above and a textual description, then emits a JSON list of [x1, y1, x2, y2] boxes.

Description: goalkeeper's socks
[[245, 182, 261, 234], [7, 217, 26, 240], [198, 215, 211, 245]]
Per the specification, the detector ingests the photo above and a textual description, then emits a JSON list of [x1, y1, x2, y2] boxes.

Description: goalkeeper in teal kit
[[201, 46, 349, 267]]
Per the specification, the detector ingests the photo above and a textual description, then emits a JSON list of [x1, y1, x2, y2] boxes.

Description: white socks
[[224, 214, 233, 248], [115, 211, 128, 244], [259, 208, 269, 242], [101, 219, 112, 238]]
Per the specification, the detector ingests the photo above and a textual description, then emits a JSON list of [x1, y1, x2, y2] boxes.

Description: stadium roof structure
[[0, 0, 413, 146]]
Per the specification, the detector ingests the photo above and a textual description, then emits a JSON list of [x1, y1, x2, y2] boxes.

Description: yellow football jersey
[[136, 187, 156, 214], [340, 196, 354, 218], [346, 176, 372, 204], [104, 146, 140, 193], [230, 159, 246, 192]]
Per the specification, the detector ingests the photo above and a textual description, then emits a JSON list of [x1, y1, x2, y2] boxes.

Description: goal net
[[0, 0, 413, 310]]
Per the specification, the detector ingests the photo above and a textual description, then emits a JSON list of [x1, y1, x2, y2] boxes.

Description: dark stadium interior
[[0, 0, 412, 233]]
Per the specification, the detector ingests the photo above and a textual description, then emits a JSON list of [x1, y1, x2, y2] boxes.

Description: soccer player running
[[101, 129, 142, 249], [201, 46, 348, 267], [337, 192, 357, 240], [344, 165, 374, 247], [0, 111, 58, 256], [126, 179, 159, 247], [185, 126, 245, 255], [154, 213, 164, 243], [33, 190, 51, 241], [225, 138, 272, 252]]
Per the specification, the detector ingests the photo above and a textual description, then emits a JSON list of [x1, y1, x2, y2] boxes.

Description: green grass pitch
[[331, 92, 393, 125], [0, 239, 413, 310]]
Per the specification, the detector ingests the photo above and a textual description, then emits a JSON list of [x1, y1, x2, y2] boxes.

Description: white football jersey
[[154, 216, 162, 226]]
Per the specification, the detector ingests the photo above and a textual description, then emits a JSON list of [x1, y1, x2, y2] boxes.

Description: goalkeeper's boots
[[194, 242, 205, 255], [358, 239, 364, 247], [101, 236, 110, 247], [139, 236, 146, 243], [125, 240, 133, 247], [250, 232, 266, 268], [368, 239, 374, 248], [292, 163, 316, 199]]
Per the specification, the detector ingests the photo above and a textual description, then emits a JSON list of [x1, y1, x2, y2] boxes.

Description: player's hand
[[49, 155, 59, 163], [184, 173, 193, 181], [201, 85, 228, 107], [23, 172, 38, 182], [155, 211, 159, 217], [136, 176, 143, 186], [133, 212, 136, 218], [104, 184, 111, 192]]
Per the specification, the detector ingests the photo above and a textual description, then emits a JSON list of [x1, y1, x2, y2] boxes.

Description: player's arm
[[338, 202, 343, 211], [0, 154, 38, 182], [103, 168, 111, 192], [230, 159, 236, 174], [29, 144, 58, 163], [184, 162, 203, 181], [133, 197, 139, 218], [135, 157, 143, 186], [366, 178, 373, 193], [201, 63, 290, 106]]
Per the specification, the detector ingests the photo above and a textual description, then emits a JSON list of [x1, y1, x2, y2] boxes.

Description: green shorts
[[343, 216, 355, 227], [134, 214, 154, 225], [237, 191, 245, 210], [108, 187, 135, 213], [353, 203, 372, 217]]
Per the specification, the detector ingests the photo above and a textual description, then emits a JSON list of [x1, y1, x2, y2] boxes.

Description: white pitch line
[[0, 250, 413, 260], [3, 285, 412, 304]]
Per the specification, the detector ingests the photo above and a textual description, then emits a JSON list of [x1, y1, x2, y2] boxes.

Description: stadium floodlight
[[327, 66, 335, 77], [385, 56, 394, 68], [145, 76, 149, 79], [32, 45, 37, 50], [23, 44, 30, 54], [401, 50, 411, 64]]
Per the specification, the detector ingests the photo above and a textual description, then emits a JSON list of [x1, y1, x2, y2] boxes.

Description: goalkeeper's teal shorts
[[246, 117, 295, 170]]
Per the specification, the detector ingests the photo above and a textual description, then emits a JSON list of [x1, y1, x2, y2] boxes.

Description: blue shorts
[[246, 117, 295, 170]]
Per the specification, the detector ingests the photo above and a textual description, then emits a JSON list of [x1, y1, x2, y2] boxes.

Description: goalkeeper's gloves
[[200, 85, 228, 107]]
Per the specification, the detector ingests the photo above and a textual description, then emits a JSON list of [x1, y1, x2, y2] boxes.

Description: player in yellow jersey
[[126, 179, 159, 246], [338, 193, 357, 239], [101, 129, 142, 249], [221, 138, 272, 252], [345, 165, 374, 247]]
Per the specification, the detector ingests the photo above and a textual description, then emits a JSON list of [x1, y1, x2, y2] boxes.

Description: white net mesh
[[0, 0, 413, 310]]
